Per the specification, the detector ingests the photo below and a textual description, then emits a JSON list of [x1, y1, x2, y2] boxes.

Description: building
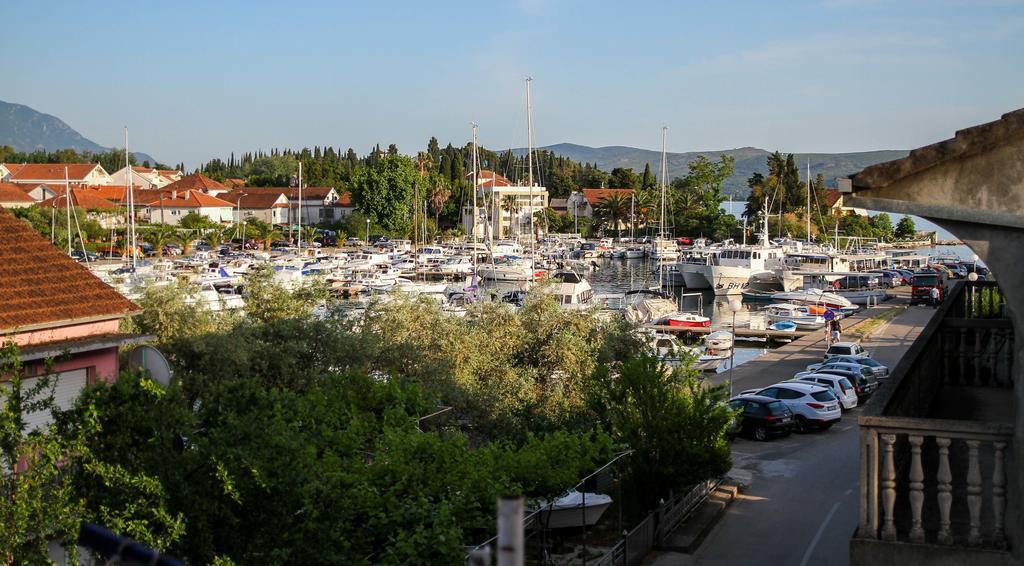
[[461, 170, 549, 239], [0, 183, 35, 208], [108, 166, 176, 189], [38, 189, 123, 229], [235, 187, 342, 225], [0, 208, 143, 430], [566, 188, 635, 219], [843, 108, 1022, 566], [137, 190, 234, 225], [0, 163, 112, 187], [824, 188, 868, 216], [219, 190, 291, 225], [160, 172, 230, 197]]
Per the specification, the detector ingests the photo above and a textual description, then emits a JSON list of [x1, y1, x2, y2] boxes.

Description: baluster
[[992, 441, 1007, 549], [908, 435, 925, 542], [859, 429, 871, 537], [936, 437, 953, 545], [881, 433, 897, 541], [966, 440, 982, 546], [958, 328, 967, 385], [973, 328, 983, 385]]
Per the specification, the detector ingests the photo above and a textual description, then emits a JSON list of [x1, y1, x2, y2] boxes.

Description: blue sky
[[3, 0, 1022, 167]]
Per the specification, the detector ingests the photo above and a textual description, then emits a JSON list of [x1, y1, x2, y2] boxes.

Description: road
[[651, 300, 939, 566]]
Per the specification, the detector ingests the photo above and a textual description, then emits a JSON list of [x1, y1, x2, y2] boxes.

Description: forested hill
[[524, 143, 909, 198], [0, 100, 156, 165]]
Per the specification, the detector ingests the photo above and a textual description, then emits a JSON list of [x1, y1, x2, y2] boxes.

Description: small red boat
[[665, 313, 712, 328]]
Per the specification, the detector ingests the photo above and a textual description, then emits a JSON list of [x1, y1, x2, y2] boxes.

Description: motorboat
[[704, 330, 734, 351], [665, 312, 711, 328], [534, 491, 613, 529], [768, 320, 798, 332], [770, 288, 852, 309], [546, 268, 594, 308], [763, 303, 826, 330], [477, 257, 535, 281]]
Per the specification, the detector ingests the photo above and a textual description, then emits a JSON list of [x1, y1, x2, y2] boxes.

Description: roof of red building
[[0, 208, 139, 334], [39, 189, 120, 210], [219, 191, 289, 208], [824, 189, 842, 207], [0, 183, 35, 204], [4, 163, 104, 182], [336, 191, 353, 206], [147, 190, 233, 208], [240, 186, 335, 200], [161, 172, 228, 193], [467, 169, 512, 187], [89, 185, 168, 204], [581, 188, 634, 206]]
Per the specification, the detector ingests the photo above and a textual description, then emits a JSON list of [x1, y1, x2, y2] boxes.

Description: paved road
[[651, 301, 939, 566]]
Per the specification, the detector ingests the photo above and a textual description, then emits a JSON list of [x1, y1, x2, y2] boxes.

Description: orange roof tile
[[238, 186, 335, 200], [39, 189, 120, 210], [337, 191, 353, 206], [6, 163, 103, 183], [152, 190, 233, 208], [824, 189, 842, 207], [0, 183, 35, 204], [162, 172, 227, 193], [219, 191, 289, 209], [581, 188, 634, 206], [0, 208, 139, 333], [466, 169, 512, 187]]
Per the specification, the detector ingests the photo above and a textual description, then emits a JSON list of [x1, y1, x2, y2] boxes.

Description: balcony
[[852, 281, 1017, 566]]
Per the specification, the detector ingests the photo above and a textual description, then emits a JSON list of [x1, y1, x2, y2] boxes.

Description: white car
[[787, 374, 858, 410], [740, 382, 841, 432], [806, 355, 889, 379], [823, 342, 870, 361]]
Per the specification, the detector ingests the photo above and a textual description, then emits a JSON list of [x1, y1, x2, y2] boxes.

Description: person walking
[[830, 318, 841, 343], [930, 286, 941, 308]]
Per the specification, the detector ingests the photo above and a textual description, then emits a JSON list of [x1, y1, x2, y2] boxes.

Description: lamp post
[[968, 271, 979, 315], [365, 218, 370, 246], [237, 193, 248, 248], [727, 297, 742, 397]]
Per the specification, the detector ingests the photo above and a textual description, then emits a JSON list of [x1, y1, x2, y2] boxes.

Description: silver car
[[805, 357, 889, 379], [740, 382, 841, 433]]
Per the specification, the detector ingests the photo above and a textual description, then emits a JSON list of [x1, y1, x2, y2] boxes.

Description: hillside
[[0, 100, 156, 165], [524, 143, 908, 198]]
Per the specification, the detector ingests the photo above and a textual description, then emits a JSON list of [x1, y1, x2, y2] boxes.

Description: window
[[766, 401, 789, 415], [776, 388, 803, 400], [811, 390, 836, 402], [745, 402, 766, 416], [729, 400, 744, 411], [840, 378, 854, 390], [758, 387, 778, 398]]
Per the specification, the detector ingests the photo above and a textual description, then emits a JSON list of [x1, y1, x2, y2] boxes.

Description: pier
[[646, 324, 815, 343]]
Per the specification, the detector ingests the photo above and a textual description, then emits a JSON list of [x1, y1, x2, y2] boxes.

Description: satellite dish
[[128, 346, 173, 386]]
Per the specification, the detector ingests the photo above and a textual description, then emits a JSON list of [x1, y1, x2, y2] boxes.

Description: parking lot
[[651, 299, 938, 566]]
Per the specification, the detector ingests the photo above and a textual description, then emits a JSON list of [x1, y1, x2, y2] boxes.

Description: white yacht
[[763, 303, 826, 330], [546, 268, 594, 308], [478, 257, 535, 282]]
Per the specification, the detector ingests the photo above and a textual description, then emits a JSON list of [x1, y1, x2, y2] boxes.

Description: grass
[[847, 305, 907, 340]]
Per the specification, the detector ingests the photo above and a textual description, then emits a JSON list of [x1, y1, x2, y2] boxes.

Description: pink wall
[[8, 319, 121, 347], [25, 346, 120, 383]]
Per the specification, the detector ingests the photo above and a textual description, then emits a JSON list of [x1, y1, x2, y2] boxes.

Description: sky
[[3, 0, 1023, 167]]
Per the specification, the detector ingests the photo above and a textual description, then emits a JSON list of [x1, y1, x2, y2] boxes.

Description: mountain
[[0, 100, 157, 165], [522, 143, 909, 198]]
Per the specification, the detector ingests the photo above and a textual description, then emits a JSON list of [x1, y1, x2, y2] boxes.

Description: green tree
[[143, 225, 179, 257], [608, 167, 641, 190], [594, 192, 629, 236], [179, 212, 217, 231], [244, 219, 283, 252], [640, 162, 657, 190], [351, 154, 418, 234], [895, 216, 917, 240], [589, 353, 733, 511], [870, 213, 894, 240]]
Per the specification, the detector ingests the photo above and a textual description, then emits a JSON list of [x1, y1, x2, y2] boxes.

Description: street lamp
[[727, 297, 742, 397], [365, 218, 371, 246], [237, 193, 248, 249]]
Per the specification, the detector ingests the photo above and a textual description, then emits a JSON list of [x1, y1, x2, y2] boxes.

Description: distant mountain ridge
[[520, 142, 909, 198], [0, 100, 156, 165]]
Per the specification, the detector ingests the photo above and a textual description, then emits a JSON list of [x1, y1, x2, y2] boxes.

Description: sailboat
[[648, 127, 678, 263], [624, 194, 645, 258]]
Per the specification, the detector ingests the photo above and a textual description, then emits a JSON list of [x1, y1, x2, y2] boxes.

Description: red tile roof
[[824, 189, 842, 207], [143, 190, 233, 208], [89, 185, 169, 204], [4, 163, 104, 183], [581, 188, 634, 206], [219, 191, 289, 209], [161, 172, 227, 193], [239, 186, 335, 201], [39, 189, 121, 210], [467, 169, 512, 187], [337, 191, 353, 206], [0, 183, 35, 204], [0, 208, 139, 334]]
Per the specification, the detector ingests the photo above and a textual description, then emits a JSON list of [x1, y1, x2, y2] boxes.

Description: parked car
[[788, 374, 858, 410], [892, 268, 915, 284], [806, 355, 889, 379], [727, 395, 795, 441], [344, 236, 362, 246], [868, 270, 899, 288], [740, 382, 841, 432], [802, 365, 879, 402], [69, 249, 99, 262], [824, 342, 870, 361]]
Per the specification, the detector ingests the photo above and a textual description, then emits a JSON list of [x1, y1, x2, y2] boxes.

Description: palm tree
[[429, 180, 451, 228], [204, 225, 232, 251], [247, 219, 283, 252], [301, 225, 319, 247], [501, 194, 521, 238], [595, 193, 629, 237], [143, 225, 178, 257], [632, 189, 655, 229]]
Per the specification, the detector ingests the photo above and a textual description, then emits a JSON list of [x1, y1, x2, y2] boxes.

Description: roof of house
[[467, 169, 512, 187], [0, 208, 139, 334], [824, 189, 842, 207], [144, 190, 233, 208], [4, 163, 104, 183], [223, 178, 246, 188], [161, 172, 228, 193], [549, 198, 569, 209], [240, 186, 335, 200], [39, 189, 120, 210], [336, 191, 353, 207], [89, 185, 169, 204], [0, 183, 35, 204], [219, 191, 289, 208], [581, 188, 634, 206]]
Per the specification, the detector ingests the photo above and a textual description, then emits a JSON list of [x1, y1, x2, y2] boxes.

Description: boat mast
[[124, 127, 136, 269], [659, 126, 668, 288], [471, 122, 479, 273], [806, 159, 811, 243], [297, 161, 303, 249], [525, 77, 536, 278], [64, 167, 72, 254]]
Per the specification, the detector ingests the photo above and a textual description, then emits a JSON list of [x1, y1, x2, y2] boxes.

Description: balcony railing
[[854, 281, 1015, 559]]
